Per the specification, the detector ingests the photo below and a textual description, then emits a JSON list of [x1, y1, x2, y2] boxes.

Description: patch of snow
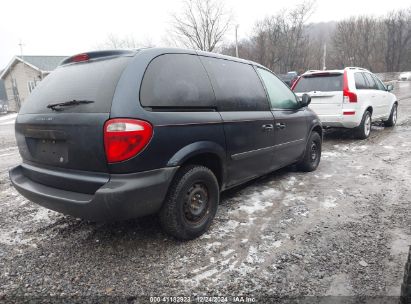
[[221, 249, 235, 257], [238, 197, 273, 214], [190, 268, 219, 282], [246, 245, 265, 264], [322, 198, 337, 209], [272, 240, 282, 248], [205, 242, 221, 250], [351, 145, 368, 152]]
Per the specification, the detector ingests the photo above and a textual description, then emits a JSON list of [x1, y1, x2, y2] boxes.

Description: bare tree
[[171, 0, 232, 52], [223, 0, 316, 73], [382, 8, 411, 71], [96, 34, 154, 50]]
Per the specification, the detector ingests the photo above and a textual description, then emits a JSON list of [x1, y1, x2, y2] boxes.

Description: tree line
[[98, 0, 411, 74], [220, 2, 411, 73]]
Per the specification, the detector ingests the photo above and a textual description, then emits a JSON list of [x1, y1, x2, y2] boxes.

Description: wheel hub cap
[[310, 142, 317, 162], [365, 116, 371, 135], [184, 183, 209, 222]]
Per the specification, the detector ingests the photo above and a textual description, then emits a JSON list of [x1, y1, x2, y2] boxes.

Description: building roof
[[16, 56, 68, 72], [0, 55, 68, 80]]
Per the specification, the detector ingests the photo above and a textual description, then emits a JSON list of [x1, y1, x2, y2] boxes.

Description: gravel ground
[[0, 83, 410, 303]]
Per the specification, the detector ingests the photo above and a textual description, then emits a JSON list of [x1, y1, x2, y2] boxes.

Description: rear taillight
[[291, 76, 301, 90], [104, 119, 153, 163], [343, 70, 357, 103]]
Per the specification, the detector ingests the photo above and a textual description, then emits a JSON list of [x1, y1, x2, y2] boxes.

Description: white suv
[[292, 67, 398, 139]]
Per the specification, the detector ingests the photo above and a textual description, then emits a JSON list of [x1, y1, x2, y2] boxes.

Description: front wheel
[[297, 131, 322, 172], [159, 165, 219, 240], [384, 103, 398, 127]]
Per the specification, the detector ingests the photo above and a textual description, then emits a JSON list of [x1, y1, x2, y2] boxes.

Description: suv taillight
[[291, 76, 301, 90], [343, 70, 357, 103], [104, 119, 153, 163]]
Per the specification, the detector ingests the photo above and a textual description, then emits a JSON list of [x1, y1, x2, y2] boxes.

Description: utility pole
[[322, 43, 327, 70], [235, 24, 239, 58], [18, 40, 24, 61]]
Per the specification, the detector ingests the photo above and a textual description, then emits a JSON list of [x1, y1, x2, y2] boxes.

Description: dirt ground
[[0, 83, 410, 303]]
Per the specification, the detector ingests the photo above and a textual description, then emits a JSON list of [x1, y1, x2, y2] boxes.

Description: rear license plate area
[[26, 138, 68, 164]]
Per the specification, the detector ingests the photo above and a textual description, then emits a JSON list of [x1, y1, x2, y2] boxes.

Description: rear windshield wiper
[[47, 100, 94, 111]]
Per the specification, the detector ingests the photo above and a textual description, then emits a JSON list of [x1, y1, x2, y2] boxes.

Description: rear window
[[20, 56, 131, 114], [293, 74, 343, 93], [200, 57, 269, 111]]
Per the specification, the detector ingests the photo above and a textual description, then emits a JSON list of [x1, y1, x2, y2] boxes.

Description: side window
[[200, 57, 269, 111], [371, 74, 386, 91], [363, 73, 378, 90], [354, 72, 368, 90], [140, 54, 215, 109], [257, 68, 299, 110]]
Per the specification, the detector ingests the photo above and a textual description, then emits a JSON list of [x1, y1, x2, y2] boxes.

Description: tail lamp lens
[[104, 119, 153, 163], [343, 70, 357, 103]]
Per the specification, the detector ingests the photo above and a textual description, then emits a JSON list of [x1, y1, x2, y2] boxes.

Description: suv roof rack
[[345, 67, 369, 72]]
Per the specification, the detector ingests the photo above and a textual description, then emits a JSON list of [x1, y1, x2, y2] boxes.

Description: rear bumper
[[9, 165, 178, 221], [317, 112, 362, 128]]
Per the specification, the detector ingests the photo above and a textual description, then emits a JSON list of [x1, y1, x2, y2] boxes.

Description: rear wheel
[[159, 165, 219, 240], [297, 131, 322, 172], [355, 111, 372, 139], [384, 103, 398, 127]]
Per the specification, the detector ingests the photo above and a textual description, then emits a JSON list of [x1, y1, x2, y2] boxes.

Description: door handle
[[276, 123, 286, 129], [262, 124, 274, 131]]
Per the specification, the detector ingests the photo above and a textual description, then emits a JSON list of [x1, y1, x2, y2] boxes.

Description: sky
[[1, 0, 410, 69]]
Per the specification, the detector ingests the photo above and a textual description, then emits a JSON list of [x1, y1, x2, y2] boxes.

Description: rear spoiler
[[60, 50, 136, 66]]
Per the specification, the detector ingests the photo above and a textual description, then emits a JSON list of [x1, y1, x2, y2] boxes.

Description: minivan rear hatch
[[16, 51, 133, 175], [293, 72, 343, 115]]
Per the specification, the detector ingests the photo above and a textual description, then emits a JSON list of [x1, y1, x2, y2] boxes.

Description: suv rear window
[[20, 57, 131, 114], [293, 74, 343, 93], [140, 54, 215, 109]]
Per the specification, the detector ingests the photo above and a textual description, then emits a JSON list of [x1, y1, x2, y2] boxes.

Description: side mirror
[[386, 84, 394, 92], [300, 93, 311, 107]]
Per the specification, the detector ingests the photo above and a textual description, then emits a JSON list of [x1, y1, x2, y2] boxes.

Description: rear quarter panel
[[107, 49, 227, 175]]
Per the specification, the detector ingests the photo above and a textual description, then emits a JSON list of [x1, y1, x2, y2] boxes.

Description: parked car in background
[[279, 71, 299, 87], [292, 67, 398, 139], [399, 71, 411, 81], [9, 48, 322, 240], [0, 100, 8, 114]]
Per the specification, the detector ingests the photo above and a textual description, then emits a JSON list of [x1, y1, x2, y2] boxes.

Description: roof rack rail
[[345, 67, 369, 72]]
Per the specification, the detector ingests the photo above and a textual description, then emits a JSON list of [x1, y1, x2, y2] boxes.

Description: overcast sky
[[1, 0, 410, 69]]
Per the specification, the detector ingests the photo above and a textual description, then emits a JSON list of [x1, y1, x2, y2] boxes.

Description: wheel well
[[312, 125, 323, 138], [180, 153, 223, 187], [366, 106, 373, 115]]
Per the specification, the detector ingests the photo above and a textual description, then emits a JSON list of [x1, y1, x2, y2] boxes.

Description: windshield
[[294, 74, 343, 93]]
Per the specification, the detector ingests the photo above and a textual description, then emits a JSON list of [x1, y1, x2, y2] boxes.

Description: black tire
[[297, 131, 321, 172], [384, 103, 398, 127], [355, 111, 372, 139], [159, 165, 219, 240]]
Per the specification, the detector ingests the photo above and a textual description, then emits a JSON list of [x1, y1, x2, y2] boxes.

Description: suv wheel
[[159, 165, 219, 240], [355, 111, 372, 139], [384, 103, 398, 127], [297, 131, 321, 172]]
